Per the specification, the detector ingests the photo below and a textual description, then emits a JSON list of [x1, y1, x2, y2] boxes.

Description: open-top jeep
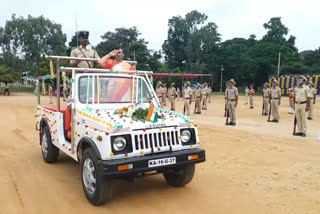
[[35, 56, 205, 205]]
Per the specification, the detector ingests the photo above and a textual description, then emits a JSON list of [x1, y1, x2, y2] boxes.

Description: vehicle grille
[[133, 130, 180, 151]]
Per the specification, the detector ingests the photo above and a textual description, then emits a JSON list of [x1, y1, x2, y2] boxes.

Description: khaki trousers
[[202, 95, 207, 109], [295, 103, 307, 133], [162, 94, 167, 106], [208, 94, 211, 103], [184, 99, 190, 116], [263, 98, 269, 114], [289, 98, 294, 109], [169, 96, 175, 110], [227, 101, 236, 123], [194, 98, 201, 113], [271, 99, 280, 120], [308, 101, 314, 119], [249, 95, 254, 108]]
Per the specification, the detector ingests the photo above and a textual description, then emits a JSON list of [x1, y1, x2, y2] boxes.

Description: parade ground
[[1, 93, 320, 214]]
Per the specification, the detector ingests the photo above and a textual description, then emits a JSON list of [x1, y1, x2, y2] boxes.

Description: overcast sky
[[1, 0, 319, 52]]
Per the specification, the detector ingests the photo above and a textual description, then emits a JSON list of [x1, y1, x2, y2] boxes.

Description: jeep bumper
[[97, 148, 205, 177]]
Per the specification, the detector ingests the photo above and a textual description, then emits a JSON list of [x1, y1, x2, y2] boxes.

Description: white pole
[[220, 65, 224, 92], [277, 52, 281, 76]]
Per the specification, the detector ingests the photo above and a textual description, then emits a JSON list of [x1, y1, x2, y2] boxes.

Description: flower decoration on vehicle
[[114, 104, 165, 123]]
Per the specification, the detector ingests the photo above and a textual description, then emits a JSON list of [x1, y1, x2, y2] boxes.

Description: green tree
[[0, 14, 67, 73], [96, 27, 161, 71], [0, 64, 20, 84]]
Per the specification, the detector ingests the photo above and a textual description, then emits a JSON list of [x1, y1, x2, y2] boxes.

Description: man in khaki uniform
[[262, 82, 270, 115], [183, 81, 193, 116], [225, 79, 238, 126], [207, 86, 212, 103], [156, 81, 164, 107], [168, 83, 177, 111], [293, 76, 311, 137], [194, 83, 202, 114], [70, 31, 100, 68], [48, 84, 53, 104], [249, 85, 255, 109], [268, 80, 281, 123], [288, 88, 295, 114], [162, 83, 167, 106], [176, 87, 180, 101], [307, 82, 316, 120], [201, 83, 208, 110]]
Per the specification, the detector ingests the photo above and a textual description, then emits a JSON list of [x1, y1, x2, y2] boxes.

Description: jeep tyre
[[81, 148, 112, 206], [163, 164, 195, 187], [41, 126, 59, 163]]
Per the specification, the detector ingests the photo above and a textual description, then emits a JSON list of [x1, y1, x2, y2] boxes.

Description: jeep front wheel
[[81, 148, 112, 206], [163, 164, 195, 187], [41, 126, 59, 163]]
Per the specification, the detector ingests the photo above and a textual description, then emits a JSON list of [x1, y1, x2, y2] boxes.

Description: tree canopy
[[0, 12, 319, 89]]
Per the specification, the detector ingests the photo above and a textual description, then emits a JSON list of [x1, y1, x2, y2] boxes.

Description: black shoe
[[293, 132, 302, 136], [250, 107, 254, 109], [300, 133, 306, 137], [231, 122, 236, 126], [274, 120, 279, 123], [307, 117, 312, 120]]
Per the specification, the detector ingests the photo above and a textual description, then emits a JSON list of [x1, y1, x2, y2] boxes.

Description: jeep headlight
[[113, 137, 127, 151], [181, 129, 192, 143]]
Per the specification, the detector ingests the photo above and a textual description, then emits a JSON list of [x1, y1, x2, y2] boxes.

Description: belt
[[295, 101, 306, 104], [228, 99, 235, 101], [185, 98, 190, 99], [271, 98, 279, 100], [264, 96, 269, 98], [197, 96, 201, 98]]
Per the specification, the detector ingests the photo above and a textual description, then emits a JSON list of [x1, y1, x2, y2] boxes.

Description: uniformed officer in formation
[[288, 88, 295, 114], [225, 79, 238, 126], [156, 81, 164, 107], [207, 86, 212, 103], [70, 31, 100, 68], [168, 83, 177, 111], [48, 84, 53, 104], [183, 81, 193, 116], [262, 82, 270, 115], [162, 83, 168, 106], [307, 82, 316, 120], [268, 80, 281, 123], [201, 83, 208, 110], [176, 87, 180, 101], [194, 83, 202, 114], [245, 86, 249, 106], [293, 76, 312, 137], [249, 85, 255, 109]]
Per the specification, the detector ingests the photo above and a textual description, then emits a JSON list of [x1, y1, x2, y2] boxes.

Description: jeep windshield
[[78, 75, 152, 104]]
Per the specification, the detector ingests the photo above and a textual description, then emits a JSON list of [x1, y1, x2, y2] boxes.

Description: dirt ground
[[1, 93, 320, 214]]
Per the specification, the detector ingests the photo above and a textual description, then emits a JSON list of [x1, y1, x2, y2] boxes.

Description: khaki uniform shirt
[[263, 88, 270, 98], [156, 87, 164, 98], [168, 87, 176, 97], [70, 45, 100, 68], [201, 87, 208, 96], [225, 86, 239, 100], [270, 87, 281, 99], [194, 88, 202, 99], [183, 87, 193, 99], [294, 85, 311, 102]]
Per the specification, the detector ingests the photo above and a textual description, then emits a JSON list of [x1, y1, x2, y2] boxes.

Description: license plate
[[148, 157, 176, 168]]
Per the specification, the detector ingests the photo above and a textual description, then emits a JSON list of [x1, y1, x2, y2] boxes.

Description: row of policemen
[[261, 76, 315, 137]]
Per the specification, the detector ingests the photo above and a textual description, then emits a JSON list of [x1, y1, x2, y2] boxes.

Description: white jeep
[[35, 56, 205, 205]]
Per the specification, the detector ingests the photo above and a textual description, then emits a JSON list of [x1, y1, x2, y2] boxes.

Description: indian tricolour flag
[[147, 102, 158, 123]]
